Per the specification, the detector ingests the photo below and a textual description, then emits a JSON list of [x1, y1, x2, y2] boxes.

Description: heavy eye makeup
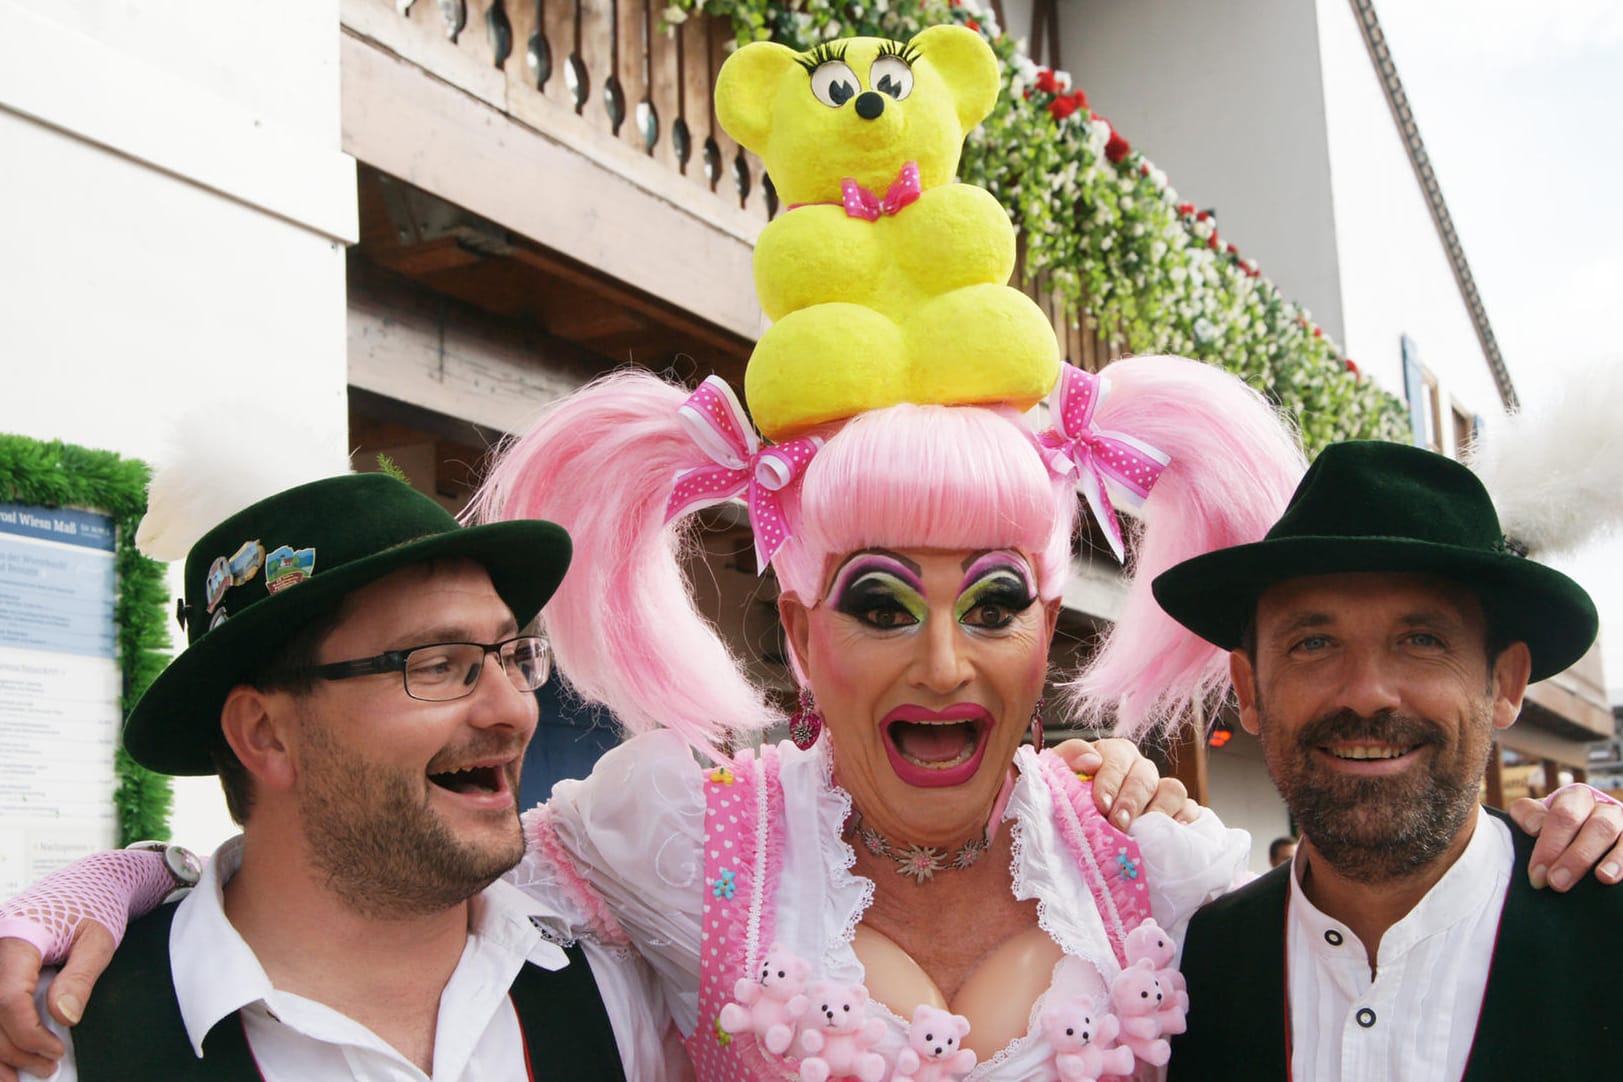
[[955, 554, 1037, 630], [829, 555, 927, 630]]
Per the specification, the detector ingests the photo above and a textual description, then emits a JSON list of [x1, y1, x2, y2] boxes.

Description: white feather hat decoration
[[135, 399, 350, 561], [1468, 359, 1623, 558]]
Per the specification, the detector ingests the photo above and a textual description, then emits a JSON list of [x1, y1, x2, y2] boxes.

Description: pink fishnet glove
[[0, 850, 174, 963]]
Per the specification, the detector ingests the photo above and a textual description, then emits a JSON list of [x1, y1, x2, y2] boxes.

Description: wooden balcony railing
[[345, 0, 1120, 371]]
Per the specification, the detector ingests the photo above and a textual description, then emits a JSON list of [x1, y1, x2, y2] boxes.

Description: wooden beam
[[1166, 709, 1210, 807], [1484, 741, 1504, 809]]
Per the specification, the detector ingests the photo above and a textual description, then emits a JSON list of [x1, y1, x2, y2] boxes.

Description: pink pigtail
[[471, 369, 777, 754], [1065, 356, 1306, 739]]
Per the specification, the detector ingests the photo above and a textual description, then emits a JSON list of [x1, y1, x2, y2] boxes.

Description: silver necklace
[[847, 812, 989, 885]]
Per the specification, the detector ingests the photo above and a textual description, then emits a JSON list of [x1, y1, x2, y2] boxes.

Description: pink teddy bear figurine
[[1123, 917, 1190, 1024], [1039, 995, 1135, 1082], [797, 980, 888, 1082], [893, 1004, 977, 1082], [718, 942, 811, 1056], [1109, 958, 1173, 1066]]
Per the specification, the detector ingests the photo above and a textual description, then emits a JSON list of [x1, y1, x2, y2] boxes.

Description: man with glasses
[[2, 473, 672, 1079]]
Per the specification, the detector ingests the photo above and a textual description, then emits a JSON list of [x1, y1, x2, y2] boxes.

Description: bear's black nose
[[854, 91, 885, 120]]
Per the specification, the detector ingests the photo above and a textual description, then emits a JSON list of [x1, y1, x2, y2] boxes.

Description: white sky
[[1375, 1, 1623, 701]]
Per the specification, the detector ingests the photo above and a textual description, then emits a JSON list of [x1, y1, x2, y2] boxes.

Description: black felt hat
[[1152, 440, 1596, 682], [125, 474, 571, 775]]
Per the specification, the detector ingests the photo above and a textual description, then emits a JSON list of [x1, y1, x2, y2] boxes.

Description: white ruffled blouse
[[513, 729, 1250, 1078]]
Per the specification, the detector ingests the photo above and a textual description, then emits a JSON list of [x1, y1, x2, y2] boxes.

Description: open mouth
[[880, 705, 993, 788], [429, 763, 503, 794], [426, 758, 516, 807]]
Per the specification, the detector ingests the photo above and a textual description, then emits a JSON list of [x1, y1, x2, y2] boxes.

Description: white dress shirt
[[1285, 806, 1511, 1082], [26, 835, 687, 1081]]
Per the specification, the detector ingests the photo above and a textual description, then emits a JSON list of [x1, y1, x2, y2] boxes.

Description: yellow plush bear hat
[[716, 25, 1060, 440]]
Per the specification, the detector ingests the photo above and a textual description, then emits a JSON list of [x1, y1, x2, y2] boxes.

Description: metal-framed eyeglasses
[[309, 635, 552, 702]]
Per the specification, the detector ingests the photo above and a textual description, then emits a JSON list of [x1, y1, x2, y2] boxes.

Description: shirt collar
[[169, 835, 571, 1057], [1287, 805, 1512, 966]]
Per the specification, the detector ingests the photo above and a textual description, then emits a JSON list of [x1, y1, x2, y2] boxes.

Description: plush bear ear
[[715, 40, 801, 154], [909, 24, 1000, 134]]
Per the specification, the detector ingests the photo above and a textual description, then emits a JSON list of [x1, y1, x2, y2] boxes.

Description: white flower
[[663, 4, 687, 23]]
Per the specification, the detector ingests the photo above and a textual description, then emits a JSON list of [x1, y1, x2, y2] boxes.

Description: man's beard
[[296, 709, 527, 919], [1257, 705, 1491, 884]]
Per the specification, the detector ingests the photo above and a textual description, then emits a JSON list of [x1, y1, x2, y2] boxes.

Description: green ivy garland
[[667, 0, 1412, 455], [0, 435, 172, 844]]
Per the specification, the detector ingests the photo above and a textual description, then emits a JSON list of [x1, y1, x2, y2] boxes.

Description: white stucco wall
[[0, 0, 355, 853], [1313, 0, 1506, 438], [1022, 0, 1347, 341]]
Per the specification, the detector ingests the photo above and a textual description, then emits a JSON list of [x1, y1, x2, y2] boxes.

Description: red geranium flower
[[1195, 210, 1210, 222], [964, 18, 980, 31], [1048, 95, 1080, 121], [1313, 326, 1323, 338], [1226, 243, 1238, 256], [1207, 232, 1220, 250], [1345, 358, 1360, 378], [1177, 202, 1195, 216], [1035, 69, 1058, 94], [1104, 126, 1131, 164]]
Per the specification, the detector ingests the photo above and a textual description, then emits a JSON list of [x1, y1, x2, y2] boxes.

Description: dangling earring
[[789, 688, 823, 750], [1029, 697, 1045, 752]]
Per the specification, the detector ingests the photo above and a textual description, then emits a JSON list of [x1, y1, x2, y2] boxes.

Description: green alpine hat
[[125, 473, 571, 775], [1152, 440, 1597, 682]]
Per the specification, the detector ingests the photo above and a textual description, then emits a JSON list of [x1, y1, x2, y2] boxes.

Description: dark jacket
[[1169, 808, 1622, 1081], [69, 901, 626, 1081]]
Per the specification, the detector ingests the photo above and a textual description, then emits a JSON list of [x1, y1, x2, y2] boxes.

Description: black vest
[[71, 902, 627, 1081], [1168, 808, 1623, 1081]]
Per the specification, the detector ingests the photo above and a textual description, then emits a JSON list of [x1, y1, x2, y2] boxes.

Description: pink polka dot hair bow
[[841, 161, 922, 221], [665, 376, 823, 571], [1034, 364, 1171, 563]]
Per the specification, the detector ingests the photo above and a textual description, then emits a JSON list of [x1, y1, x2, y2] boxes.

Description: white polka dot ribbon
[[1034, 364, 1171, 563], [665, 376, 824, 572], [839, 160, 922, 220]]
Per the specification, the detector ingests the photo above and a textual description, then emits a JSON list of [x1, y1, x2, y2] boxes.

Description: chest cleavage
[[852, 917, 1065, 1059]]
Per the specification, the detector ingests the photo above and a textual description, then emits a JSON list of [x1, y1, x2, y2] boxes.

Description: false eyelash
[[795, 41, 850, 74], [877, 39, 921, 66]]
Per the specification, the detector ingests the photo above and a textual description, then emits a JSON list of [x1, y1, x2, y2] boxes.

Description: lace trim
[[522, 805, 632, 949], [814, 740, 876, 978]]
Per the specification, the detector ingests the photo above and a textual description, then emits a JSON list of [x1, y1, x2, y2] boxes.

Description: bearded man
[[1155, 441, 1623, 1082], [1, 474, 674, 1080]]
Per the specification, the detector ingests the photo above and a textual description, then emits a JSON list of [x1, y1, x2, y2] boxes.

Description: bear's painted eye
[[869, 55, 914, 100], [810, 61, 860, 108]]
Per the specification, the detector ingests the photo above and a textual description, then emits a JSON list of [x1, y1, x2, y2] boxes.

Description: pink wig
[[1063, 355, 1307, 740], [773, 403, 1077, 605], [471, 370, 776, 754], [471, 371, 1075, 753]]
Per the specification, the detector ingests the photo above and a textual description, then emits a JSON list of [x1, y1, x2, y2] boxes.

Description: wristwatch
[[125, 840, 203, 903]]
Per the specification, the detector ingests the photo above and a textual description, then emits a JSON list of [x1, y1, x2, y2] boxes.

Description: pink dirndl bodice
[[683, 745, 1154, 1081]]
